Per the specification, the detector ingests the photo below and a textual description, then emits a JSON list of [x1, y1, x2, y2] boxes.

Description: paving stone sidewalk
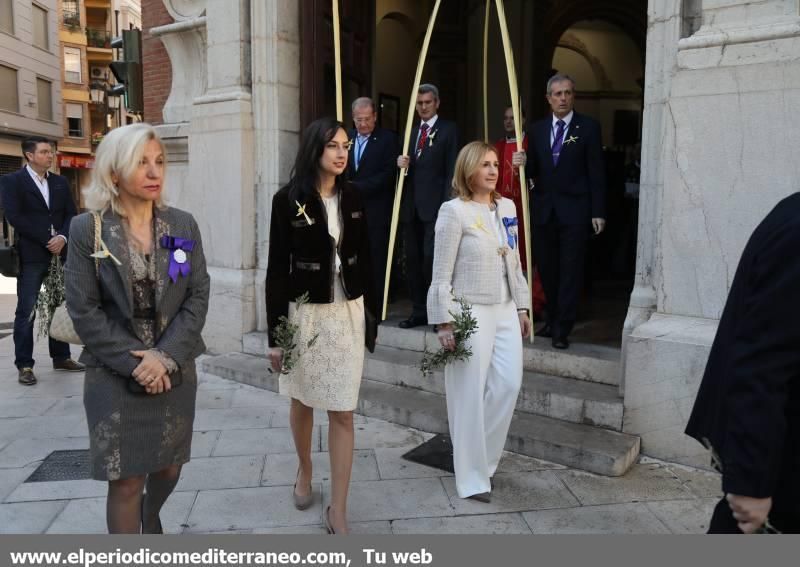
[[0, 335, 721, 534]]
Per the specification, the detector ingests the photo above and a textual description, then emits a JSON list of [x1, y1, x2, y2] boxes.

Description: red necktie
[[416, 123, 429, 155]]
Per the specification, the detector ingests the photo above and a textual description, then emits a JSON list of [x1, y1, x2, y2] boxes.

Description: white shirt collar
[[420, 115, 438, 130], [552, 111, 574, 128], [26, 164, 48, 183]]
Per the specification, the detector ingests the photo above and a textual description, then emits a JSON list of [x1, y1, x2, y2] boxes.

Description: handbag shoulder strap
[[92, 211, 101, 278]]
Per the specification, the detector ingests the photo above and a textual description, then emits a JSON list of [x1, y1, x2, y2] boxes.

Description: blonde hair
[[83, 123, 167, 214], [451, 141, 501, 202]]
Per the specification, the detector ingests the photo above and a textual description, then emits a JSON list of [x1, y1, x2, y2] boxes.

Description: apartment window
[[0, 64, 18, 112], [0, 0, 13, 35], [66, 103, 83, 137], [37, 78, 52, 120], [64, 46, 82, 83], [32, 4, 48, 49]]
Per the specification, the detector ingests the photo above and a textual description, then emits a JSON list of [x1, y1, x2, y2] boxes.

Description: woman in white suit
[[428, 141, 532, 502]]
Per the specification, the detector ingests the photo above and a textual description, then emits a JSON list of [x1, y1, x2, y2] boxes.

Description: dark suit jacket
[[525, 112, 606, 225], [685, 193, 800, 498], [347, 127, 398, 231], [400, 118, 458, 223], [266, 182, 378, 351], [0, 167, 77, 263]]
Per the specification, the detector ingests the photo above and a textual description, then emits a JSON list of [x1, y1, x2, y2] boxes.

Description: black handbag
[[0, 216, 20, 278]]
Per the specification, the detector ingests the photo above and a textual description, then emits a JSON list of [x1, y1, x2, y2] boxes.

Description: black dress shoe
[[552, 337, 569, 349], [53, 358, 85, 372], [537, 324, 553, 338], [18, 367, 37, 386], [398, 316, 428, 329]]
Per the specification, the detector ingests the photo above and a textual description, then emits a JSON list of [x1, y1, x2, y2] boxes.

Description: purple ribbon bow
[[159, 235, 195, 283], [502, 217, 518, 249]]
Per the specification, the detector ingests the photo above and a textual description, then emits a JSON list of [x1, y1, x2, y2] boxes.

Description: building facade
[[56, 0, 141, 208], [0, 0, 63, 176], [142, 0, 800, 466]]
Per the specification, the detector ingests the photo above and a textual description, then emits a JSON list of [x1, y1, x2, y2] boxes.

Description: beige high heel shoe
[[293, 468, 313, 510]]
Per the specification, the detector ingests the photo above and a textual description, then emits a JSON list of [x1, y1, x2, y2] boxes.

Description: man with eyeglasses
[[0, 136, 84, 385], [347, 97, 398, 315]]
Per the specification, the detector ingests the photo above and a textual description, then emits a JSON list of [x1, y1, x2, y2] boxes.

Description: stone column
[[249, 0, 302, 333], [623, 0, 800, 465]]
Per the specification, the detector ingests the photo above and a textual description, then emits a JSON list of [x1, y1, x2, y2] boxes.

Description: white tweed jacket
[[427, 197, 531, 324]]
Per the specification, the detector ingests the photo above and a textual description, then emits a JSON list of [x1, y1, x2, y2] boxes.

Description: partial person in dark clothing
[[347, 97, 398, 314], [0, 136, 83, 385], [686, 193, 800, 534]]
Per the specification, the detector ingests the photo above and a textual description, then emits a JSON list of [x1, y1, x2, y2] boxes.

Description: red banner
[[57, 153, 95, 169]]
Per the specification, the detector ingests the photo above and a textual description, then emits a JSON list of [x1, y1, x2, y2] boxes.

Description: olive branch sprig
[[30, 255, 65, 339], [419, 297, 478, 378], [270, 292, 319, 375]]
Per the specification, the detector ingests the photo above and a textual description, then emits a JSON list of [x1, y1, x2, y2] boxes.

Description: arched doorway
[[299, 0, 647, 347]]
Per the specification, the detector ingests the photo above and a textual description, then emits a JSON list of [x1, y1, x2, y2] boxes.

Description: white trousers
[[445, 299, 523, 498]]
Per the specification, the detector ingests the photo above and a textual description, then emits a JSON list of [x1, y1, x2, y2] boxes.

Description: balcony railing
[[62, 10, 81, 30], [86, 28, 111, 48]]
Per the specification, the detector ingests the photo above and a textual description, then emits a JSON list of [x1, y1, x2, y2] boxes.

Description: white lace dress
[[279, 194, 366, 411]]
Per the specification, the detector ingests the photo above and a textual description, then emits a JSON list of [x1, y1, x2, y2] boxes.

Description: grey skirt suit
[[65, 207, 210, 481]]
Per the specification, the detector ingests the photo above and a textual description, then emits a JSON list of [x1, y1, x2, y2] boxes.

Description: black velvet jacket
[[266, 182, 377, 351]]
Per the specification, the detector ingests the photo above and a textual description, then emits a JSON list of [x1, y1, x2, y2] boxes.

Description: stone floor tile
[[0, 415, 86, 444], [322, 420, 431, 451], [12, 376, 85, 399], [664, 463, 722, 499], [645, 498, 718, 534], [0, 437, 89, 469], [523, 503, 671, 534], [373, 447, 453, 480], [444, 471, 579, 514], [177, 455, 264, 492], [184, 486, 324, 532], [192, 407, 275, 431], [195, 389, 235, 410], [0, 397, 59, 418], [332, 478, 454, 522], [0, 466, 38, 501], [254, 521, 392, 535], [42, 396, 84, 416], [553, 463, 695, 505], [0, 500, 68, 534], [261, 450, 379, 486], [496, 451, 566, 473], [46, 492, 197, 534], [230, 388, 287, 409], [213, 427, 320, 457], [6, 479, 106, 503], [391, 513, 532, 534], [191, 431, 220, 458]]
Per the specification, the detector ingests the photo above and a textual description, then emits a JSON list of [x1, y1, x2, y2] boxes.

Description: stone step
[[200, 353, 639, 476], [244, 323, 621, 386], [364, 345, 623, 430]]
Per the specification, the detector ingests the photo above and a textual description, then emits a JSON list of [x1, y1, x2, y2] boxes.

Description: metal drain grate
[[26, 450, 92, 482]]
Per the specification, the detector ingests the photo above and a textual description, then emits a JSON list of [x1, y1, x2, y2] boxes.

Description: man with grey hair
[[347, 97, 398, 311], [396, 83, 458, 329], [516, 73, 606, 349]]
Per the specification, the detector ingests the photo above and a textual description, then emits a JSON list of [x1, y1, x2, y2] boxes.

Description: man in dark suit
[[347, 97, 398, 317], [685, 194, 800, 534], [521, 74, 606, 349], [0, 136, 84, 385], [396, 84, 458, 328]]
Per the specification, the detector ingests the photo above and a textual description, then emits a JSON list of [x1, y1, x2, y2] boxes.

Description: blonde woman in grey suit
[[65, 124, 210, 533], [428, 141, 532, 502]]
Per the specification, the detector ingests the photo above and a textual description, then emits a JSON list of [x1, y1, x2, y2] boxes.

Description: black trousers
[[402, 212, 435, 319], [532, 220, 589, 338], [14, 261, 71, 368]]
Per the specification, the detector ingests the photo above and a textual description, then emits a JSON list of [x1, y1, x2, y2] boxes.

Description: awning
[[57, 153, 95, 169]]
